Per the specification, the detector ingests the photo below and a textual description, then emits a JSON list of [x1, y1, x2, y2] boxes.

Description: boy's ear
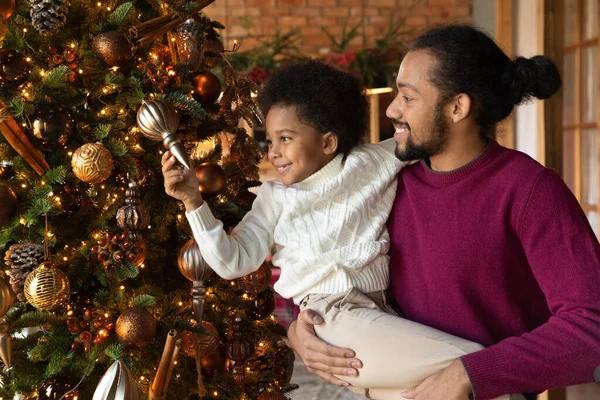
[[323, 132, 338, 155]]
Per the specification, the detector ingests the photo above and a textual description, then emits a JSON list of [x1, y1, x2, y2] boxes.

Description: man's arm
[[287, 309, 362, 387], [461, 170, 600, 399]]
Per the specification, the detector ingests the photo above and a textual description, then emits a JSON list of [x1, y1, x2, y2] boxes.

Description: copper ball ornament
[[241, 262, 272, 295], [195, 162, 226, 197], [181, 320, 219, 357], [0, 184, 17, 226], [29, 103, 73, 152], [23, 262, 70, 311], [0, 49, 31, 88], [245, 290, 276, 320], [37, 376, 80, 400], [0, 0, 15, 20], [191, 71, 222, 104], [71, 143, 113, 184], [115, 307, 157, 347], [92, 31, 133, 68], [202, 36, 224, 68]]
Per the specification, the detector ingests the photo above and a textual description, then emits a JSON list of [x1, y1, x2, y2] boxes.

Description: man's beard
[[395, 101, 449, 162]]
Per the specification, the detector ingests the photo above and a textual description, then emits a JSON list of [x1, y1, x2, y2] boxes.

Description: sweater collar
[[291, 153, 344, 190], [418, 140, 500, 184]]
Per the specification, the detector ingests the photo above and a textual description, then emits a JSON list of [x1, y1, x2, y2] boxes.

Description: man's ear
[[323, 132, 338, 155], [447, 93, 472, 123]]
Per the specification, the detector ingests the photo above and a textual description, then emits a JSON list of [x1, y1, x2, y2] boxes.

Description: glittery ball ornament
[[23, 261, 70, 311]]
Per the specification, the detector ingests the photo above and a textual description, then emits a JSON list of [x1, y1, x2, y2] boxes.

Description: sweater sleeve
[[461, 170, 600, 399], [185, 182, 279, 279]]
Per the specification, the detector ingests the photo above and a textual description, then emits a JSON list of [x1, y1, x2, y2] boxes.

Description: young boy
[[162, 60, 518, 399]]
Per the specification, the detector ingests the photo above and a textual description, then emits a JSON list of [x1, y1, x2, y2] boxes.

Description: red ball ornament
[[194, 162, 226, 196], [191, 71, 222, 104]]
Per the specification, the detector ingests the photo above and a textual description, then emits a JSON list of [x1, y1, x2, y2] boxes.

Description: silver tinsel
[[30, 0, 70, 35]]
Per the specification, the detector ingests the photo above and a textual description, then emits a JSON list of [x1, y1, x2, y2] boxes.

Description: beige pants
[[299, 287, 525, 400]]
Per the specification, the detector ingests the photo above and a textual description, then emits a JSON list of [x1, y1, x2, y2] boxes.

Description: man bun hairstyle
[[410, 25, 562, 139]]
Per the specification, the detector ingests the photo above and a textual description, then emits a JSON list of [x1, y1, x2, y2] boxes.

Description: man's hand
[[288, 309, 362, 387], [401, 359, 472, 400], [161, 150, 203, 212]]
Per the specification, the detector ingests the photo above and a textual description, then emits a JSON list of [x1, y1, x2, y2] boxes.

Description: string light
[[70, 43, 76, 49], [19, 218, 26, 225], [22, 28, 27, 33], [242, 294, 248, 299], [41, 180, 46, 185], [104, 313, 109, 318], [230, 281, 235, 286], [25, 57, 31, 62], [21, 183, 26, 188], [67, 151, 73, 156], [177, 214, 182, 220], [119, 285, 125, 290], [213, 392, 218, 396], [178, 301, 183, 306], [97, 2, 101, 6], [78, 69, 83, 74], [63, 256, 68, 261], [140, 263, 145, 269]]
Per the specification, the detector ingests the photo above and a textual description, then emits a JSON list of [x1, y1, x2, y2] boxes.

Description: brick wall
[[203, 0, 472, 57]]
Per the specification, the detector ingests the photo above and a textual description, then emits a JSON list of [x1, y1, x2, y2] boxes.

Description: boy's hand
[[161, 151, 204, 212]]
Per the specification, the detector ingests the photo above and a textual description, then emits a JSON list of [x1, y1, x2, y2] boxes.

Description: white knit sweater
[[186, 139, 404, 304]]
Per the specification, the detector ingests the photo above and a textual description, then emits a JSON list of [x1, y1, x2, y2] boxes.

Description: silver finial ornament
[[136, 99, 192, 170]]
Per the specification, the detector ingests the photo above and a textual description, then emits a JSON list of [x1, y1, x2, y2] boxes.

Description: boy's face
[[265, 105, 334, 185], [386, 50, 450, 161]]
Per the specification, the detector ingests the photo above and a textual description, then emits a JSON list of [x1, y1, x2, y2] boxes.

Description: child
[[162, 60, 518, 400]]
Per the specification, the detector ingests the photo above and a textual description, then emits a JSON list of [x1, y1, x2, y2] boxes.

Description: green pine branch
[[166, 92, 207, 120], [42, 166, 68, 185], [106, 138, 128, 156], [93, 124, 112, 140], [132, 294, 156, 308], [8, 97, 25, 118], [107, 2, 135, 28], [42, 65, 70, 90]]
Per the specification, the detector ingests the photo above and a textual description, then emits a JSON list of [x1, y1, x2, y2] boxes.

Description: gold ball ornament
[[194, 162, 226, 197], [0, 277, 14, 317], [115, 307, 157, 347], [72, 143, 113, 184], [92, 31, 133, 68], [0, 184, 17, 226], [177, 238, 214, 283], [23, 262, 70, 311]]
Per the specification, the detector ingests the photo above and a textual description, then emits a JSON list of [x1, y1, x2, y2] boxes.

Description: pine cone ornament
[[4, 243, 45, 301], [30, 0, 70, 35]]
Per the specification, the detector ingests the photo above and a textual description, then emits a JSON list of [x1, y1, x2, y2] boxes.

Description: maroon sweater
[[387, 141, 600, 399]]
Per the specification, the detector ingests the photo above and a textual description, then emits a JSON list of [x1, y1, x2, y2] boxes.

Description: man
[[288, 25, 600, 400]]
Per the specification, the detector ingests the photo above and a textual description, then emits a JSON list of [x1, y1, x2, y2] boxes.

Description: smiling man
[[288, 25, 600, 400]]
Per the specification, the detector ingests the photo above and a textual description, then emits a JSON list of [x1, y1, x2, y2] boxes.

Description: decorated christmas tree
[[0, 0, 295, 398]]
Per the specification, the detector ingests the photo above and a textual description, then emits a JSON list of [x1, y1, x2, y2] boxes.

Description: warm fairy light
[[178, 301, 183, 306], [151, 53, 158, 60], [46, 232, 54, 237], [104, 313, 109, 318], [171, 37, 176, 42], [259, 342, 264, 347], [63, 256, 68, 261], [119, 109, 124, 113], [68, 151, 73, 156], [125, 136, 129, 141], [78, 69, 83, 73], [101, 109, 106, 115], [131, 127, 138, 132], [106, 6, 111, 11], [94, 233, 99, 239], [21, 122, 26, 127], [112, 66, 118, 72], [139, 376, 145, 381], [67, 310, 73, 316], [101, 185, 105, 189], [168, 70, 176, 76], [23, 92, 29, 98], [230, 281, 235, 286], [22, 28, 27, 33], [242, 294, 248, 299], [140, 263, 145, 269], [25, 57, 31, 62], [41, 180, 46, 185], [97, 2, 101, 6], [173, 360, 178, 365], [70, 43, 76, 49], [246, 367, 251, 371], [64, 244, 69, 248], [270, 315, 275, 320], [19, 218, 26, 225], [40, 69, 46, 76], [177, 214, 182, 220], [213, 392, 218, 396], [54, 196, 61, 202], [102, 88, 108, 93], [136, 144, 141, 148], [119, 285, 125, 290], [21, 183, 26, 188]]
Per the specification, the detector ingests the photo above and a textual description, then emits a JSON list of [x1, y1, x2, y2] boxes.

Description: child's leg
[[302, 288, 520, 399]]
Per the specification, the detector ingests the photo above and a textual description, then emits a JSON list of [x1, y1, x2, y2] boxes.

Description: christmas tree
[[0, 0, 295, 398]]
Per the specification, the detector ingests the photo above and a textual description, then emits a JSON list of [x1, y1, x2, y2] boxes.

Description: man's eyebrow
[[397, 82, 420, 93]]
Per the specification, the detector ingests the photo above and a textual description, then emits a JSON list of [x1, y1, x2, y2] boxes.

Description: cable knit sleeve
[[461, 170, 600, 399], [185, 182, 280, 279]]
